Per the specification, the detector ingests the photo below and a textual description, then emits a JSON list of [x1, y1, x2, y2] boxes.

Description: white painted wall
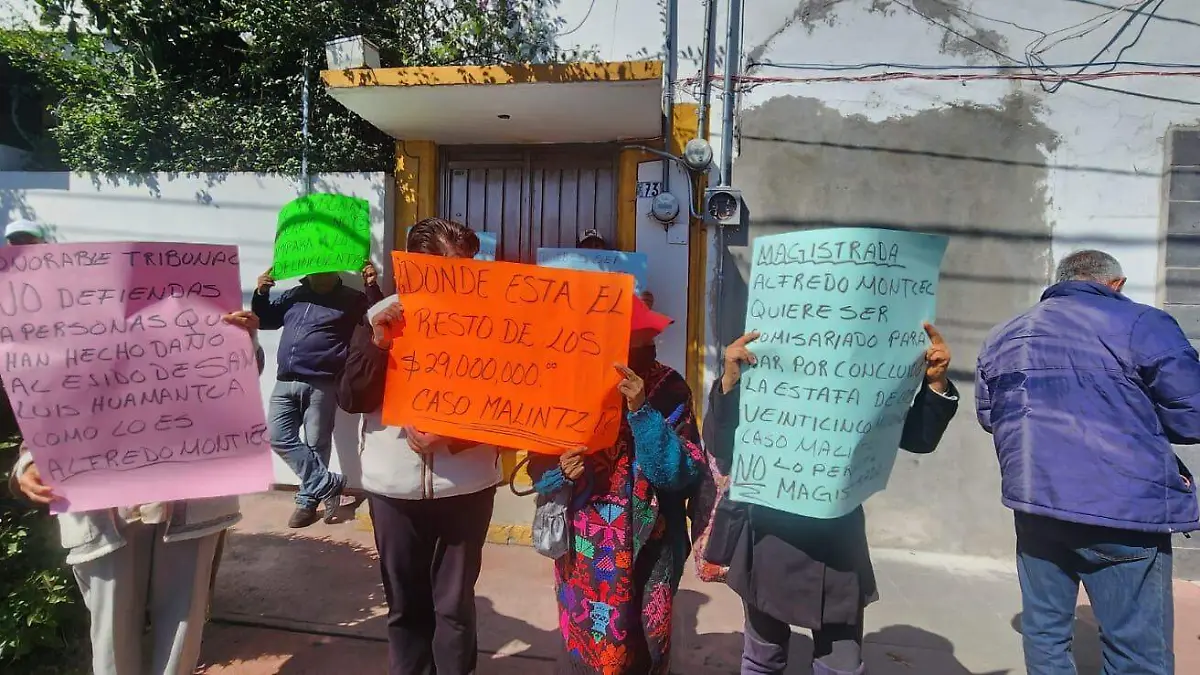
[[550, 0, 1200, 390], [0, 146, 31, 171], [635, 160, 692, 374], [0, 172, 395, 489]]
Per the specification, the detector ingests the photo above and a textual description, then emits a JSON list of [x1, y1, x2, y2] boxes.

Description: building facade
[[322, 1, 1200, 568]]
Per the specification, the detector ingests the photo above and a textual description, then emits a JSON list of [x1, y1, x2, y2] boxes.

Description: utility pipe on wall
[[301, 57, 311, 195], [696, 0, 719, 138], [720, 0, 743, 186], [663, 0, 679, 193]]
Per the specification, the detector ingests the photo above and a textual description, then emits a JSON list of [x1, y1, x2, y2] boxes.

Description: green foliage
[[3, 0, 593, 173], [0, 445, 87, 669]]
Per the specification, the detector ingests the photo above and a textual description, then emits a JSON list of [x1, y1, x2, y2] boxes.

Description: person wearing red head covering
[[527, 295, 704, 675]]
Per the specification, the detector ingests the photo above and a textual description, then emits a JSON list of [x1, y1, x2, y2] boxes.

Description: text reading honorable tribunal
[[0, 242, 272, 513], [383, 252, 634, 455]]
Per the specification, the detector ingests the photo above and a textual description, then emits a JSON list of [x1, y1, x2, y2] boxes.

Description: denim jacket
[[7, 340, 264, 566]]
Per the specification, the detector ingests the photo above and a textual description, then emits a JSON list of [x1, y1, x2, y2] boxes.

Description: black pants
[[742, 603, 865, 675], [368, 488, 497, 675]]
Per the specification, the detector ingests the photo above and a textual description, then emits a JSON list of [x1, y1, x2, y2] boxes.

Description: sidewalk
[[196, 492, 1200, 675]]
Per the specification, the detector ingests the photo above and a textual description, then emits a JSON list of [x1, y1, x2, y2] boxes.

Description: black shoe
[[288, 506, 319, 529], [322, 482, 345, 524]]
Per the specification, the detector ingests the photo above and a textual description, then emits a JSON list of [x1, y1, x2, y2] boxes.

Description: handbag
[[692, 449, 751, 581], [510, 455, 571, 560], [531, 487, 571, 559]]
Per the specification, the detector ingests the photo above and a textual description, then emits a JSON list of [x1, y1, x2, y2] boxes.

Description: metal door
[[440, 145, 618, 262]]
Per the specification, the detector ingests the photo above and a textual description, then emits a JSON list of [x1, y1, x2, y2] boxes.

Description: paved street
[[196, 492, 1200, 674]]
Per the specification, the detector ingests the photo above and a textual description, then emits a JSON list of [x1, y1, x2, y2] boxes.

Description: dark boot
[[288, 505, 319, 529], [322, 476, 346, 524]]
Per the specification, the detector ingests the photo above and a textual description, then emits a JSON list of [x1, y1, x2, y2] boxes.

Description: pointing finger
[[923, 322, 944, 345], [735, 330, 761, 347]]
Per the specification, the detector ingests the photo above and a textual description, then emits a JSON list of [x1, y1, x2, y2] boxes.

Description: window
[[1164, 128, 1200, 343]]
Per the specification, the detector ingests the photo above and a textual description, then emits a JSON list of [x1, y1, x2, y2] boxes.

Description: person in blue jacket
[[253, 265, 382, 528], [977, 249, 1200, 675]]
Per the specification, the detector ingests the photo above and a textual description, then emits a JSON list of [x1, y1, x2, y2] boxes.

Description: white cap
[[5, 219, 43, 241]]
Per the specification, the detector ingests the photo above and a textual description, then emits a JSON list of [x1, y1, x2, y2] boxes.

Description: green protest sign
[[273, 193, 371, 280]]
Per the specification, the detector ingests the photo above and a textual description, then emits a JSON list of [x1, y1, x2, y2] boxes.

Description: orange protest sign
[[382, 252, 634, 455]]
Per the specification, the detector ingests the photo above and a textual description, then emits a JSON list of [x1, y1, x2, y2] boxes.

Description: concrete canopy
[[321, 60, 665, 145]]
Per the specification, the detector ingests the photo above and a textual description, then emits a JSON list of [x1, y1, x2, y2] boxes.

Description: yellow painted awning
[[321, 60, 665, 145]]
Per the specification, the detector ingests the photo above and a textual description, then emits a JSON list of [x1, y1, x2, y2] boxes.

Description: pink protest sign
[[0, 242, 272, 512]]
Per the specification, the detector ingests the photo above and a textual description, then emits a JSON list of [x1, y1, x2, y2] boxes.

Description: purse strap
[[509, 454, 535, 497]]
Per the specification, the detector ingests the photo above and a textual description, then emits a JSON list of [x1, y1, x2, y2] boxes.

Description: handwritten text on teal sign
[[729, 228, 948, 519]]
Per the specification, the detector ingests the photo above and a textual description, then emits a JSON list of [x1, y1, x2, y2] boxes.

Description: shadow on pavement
[[198, 530, 563, 674], [198, 525, 1013, 674], [866, 625, 1009, 675]]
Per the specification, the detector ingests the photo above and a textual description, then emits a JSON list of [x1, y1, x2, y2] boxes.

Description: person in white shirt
[[336, 217, 501, 675], [11, 310, 264, 675]]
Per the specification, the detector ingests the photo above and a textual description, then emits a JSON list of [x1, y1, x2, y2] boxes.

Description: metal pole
[[663, 0, 679, 193], [697, 0, 718, 136], [301, 56, 311, 194], [720, 0, 742, 186]]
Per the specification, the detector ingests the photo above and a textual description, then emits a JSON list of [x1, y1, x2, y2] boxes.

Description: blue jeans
[[268, 379, 342, 509], [1015, 512, 1174, 675]]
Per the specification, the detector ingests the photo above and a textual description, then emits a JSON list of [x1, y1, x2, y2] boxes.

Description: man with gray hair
[[977, 249, 1200, 674]]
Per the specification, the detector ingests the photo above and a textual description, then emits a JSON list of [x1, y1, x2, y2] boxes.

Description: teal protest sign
[[536, 248, 648, 293], [729, 227, 948, 519], [273, 193, 371, 280]]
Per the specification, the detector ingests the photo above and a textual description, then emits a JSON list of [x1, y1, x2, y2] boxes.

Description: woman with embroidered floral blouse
[[528, 296, 703, 675]]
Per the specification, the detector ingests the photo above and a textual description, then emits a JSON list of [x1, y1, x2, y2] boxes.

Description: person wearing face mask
[[527, 298, 703, 675], [252, 264, 382, 528]]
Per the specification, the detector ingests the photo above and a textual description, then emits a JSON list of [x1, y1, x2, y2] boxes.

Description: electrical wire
[[695, 69, 1200, 87], [1025, 1, 1144, 61], [1097, 0, 1166, 75], [1035, 0, 1163, 94], [747, 60, 1200, 73], [889, 0, 1024, 66], [683, 68, 1200, 106], [551, 0, 598, 39]]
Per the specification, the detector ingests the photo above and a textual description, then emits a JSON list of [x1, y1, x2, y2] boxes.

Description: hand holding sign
[[923, 322, 951, 394], [256, 269, 275, 294], [17, 463, 55, 506], [362, 262, 379, 288], [371, 300, 404, 350], [721, 331, 760, 394], [223, 310, 260, 338], [405, 426, 439, 454]]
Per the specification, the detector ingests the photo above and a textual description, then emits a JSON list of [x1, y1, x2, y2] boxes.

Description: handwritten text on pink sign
[[0, 242, 271, 512]]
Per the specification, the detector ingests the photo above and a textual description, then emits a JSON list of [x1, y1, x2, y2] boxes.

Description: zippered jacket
[[977, 281, 1200, 533], [336, 296, 501, 500], [252, 278, 376, 381]]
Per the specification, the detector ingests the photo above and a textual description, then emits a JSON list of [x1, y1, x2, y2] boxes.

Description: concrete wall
[[551, 0, 1200, 568], [0, 146, 31, 171], [0, 171, 395, 489]]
